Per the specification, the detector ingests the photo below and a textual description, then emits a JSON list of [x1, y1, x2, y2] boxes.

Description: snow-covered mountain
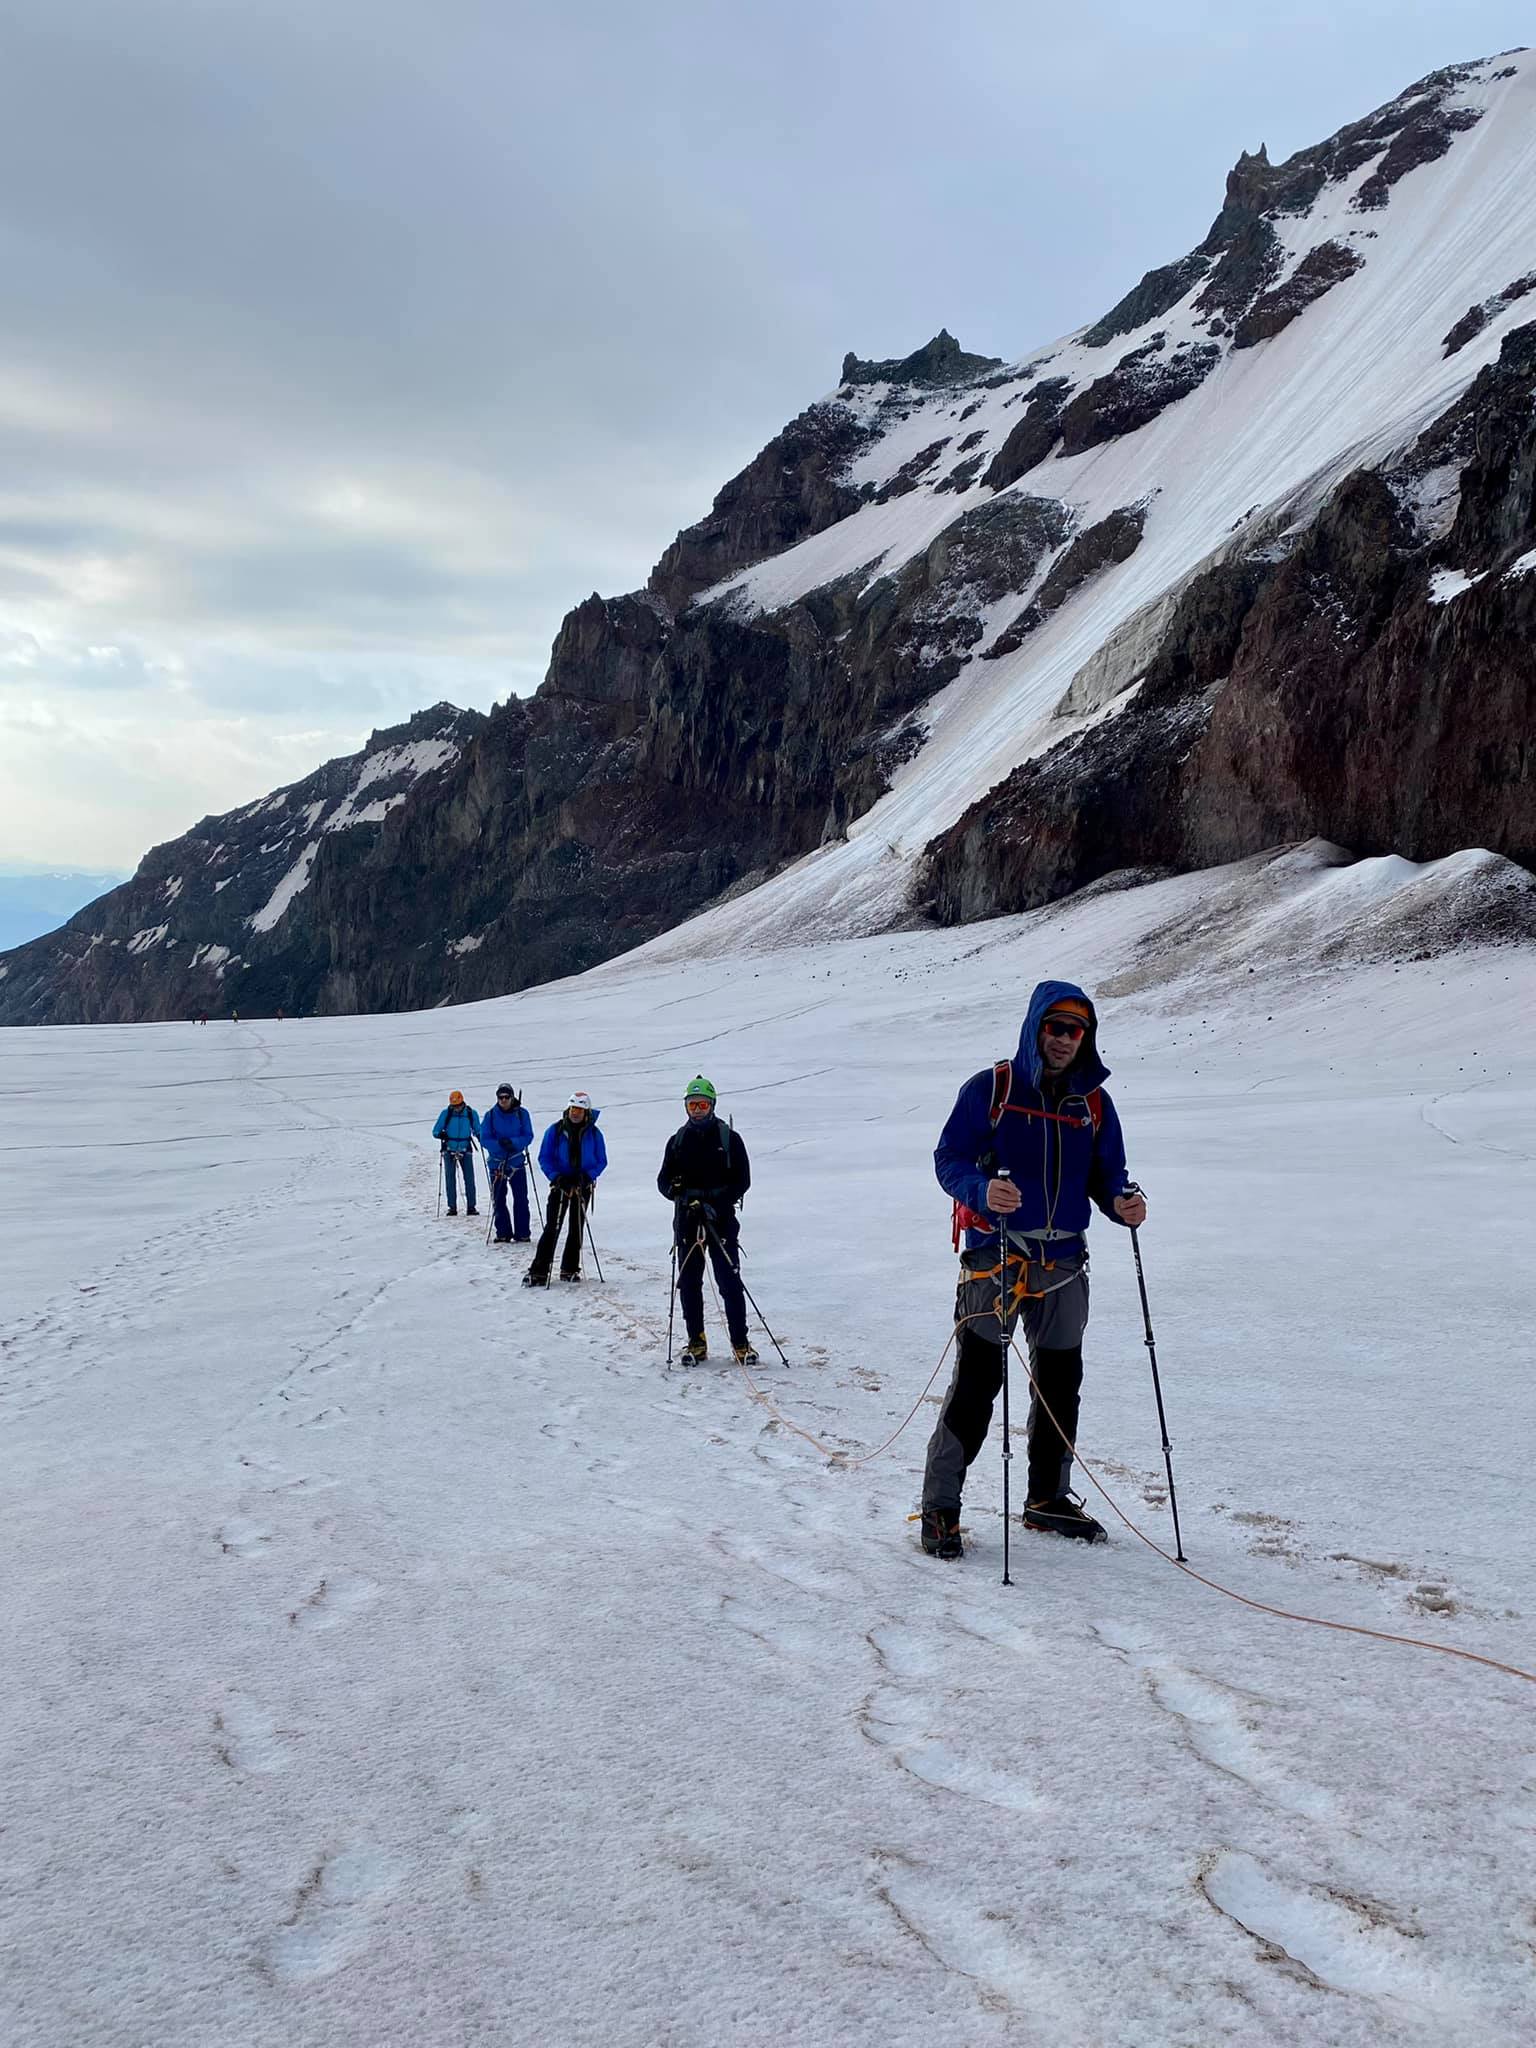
[[4, 50, 1533, 1024], [0, 706, 484, 1022]]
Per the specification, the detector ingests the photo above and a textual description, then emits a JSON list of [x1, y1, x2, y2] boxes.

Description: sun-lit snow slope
[[2, 843, 1533, 2047], [680, 52, 1536, 948]]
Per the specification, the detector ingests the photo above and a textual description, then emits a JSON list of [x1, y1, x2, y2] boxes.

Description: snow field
[[2, 848, 1535, 2046]]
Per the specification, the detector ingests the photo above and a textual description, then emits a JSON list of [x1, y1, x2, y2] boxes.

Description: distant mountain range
[[0, 870, 129, 953], [3, 49, 1533, 1024]]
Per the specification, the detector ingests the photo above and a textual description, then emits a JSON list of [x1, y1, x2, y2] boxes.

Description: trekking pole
[[666, 1243, 678, 1366], [706, 1221, 789, 1366], [485, 1166, 500, 1248], [528, 1158, 545, 1227], [436, 1148, 444, 1220], [998, 1171, 1014, 1588], [1125, 1189, 1187, 1562], [582, 1191, 605, 1284]]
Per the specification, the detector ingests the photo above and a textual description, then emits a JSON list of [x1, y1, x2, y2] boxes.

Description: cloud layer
[[1, 0, 1528, 864]]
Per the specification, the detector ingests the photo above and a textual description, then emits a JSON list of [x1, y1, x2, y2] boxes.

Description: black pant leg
[[530, 1188, 566, 1278], [1025, 1344, 1084, 1502], [675, 1231, 707, 1337], [708, 1225, 748, 1348], [921, 1326, 1005, 1510], [560, 1189, 586, 1276]]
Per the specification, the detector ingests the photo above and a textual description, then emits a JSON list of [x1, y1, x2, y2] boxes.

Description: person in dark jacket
[[919, 981, 1147, 1558], [481, 1083, 535, 1243], [432, 1090, 483, 1217], [524, 1091, 607, 1285], [657, 1076, 755, 1364]]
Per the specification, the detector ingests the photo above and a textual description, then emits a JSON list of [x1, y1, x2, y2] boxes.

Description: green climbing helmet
[[683, 1075, 717, 1104]]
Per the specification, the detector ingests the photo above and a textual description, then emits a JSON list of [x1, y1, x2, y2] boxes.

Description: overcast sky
[[0, 0, 1528, 867]]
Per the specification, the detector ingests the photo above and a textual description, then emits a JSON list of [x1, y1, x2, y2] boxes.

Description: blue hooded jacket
[[481, 1100, 534, 1170], [432, 1101, 482, 1153], [538, 1110, 608, 1186], [934, 980, 1132, 1251]]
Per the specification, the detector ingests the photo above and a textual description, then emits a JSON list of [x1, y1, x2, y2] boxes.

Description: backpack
[[950, 1060, 1103, 1249]]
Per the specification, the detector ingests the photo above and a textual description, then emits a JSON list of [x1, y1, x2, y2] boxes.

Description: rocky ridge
[[3, 51, 1532, 1022]]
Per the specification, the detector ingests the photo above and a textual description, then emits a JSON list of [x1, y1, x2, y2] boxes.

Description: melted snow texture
[[684, 54, 1536, 952], [2, 843, 1534, 2048]]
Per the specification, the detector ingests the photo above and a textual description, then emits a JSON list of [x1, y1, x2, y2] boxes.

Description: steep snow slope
[[3, 846, 1534, 2047], [672, 52, 1536, 949]]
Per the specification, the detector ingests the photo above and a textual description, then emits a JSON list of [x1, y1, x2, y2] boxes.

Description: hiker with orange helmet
[[432, 1089, 483, 1217], [919, 981, 1146, 1559]]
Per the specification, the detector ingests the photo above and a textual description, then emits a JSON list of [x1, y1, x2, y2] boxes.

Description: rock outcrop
[[917, 324, 1536, 924]]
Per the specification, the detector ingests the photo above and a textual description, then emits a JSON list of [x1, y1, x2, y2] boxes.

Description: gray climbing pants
[[921, 1245, 1090, 1512]]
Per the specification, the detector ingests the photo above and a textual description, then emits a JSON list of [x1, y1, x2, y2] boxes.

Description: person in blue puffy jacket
[[480, 1082, 535, 1243], [524, 1091, 607, 1286], [431, 1090, 482, 1216], [919, 981, 1147, 1558]]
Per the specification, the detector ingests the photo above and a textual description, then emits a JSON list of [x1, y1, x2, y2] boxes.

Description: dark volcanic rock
[[917, 323, 1536, 924], [1082, 255, 1211, 349], [1355, 102, 1484, 211], [875, 438, 952, 503], [1232, 240, 1365, 348], [648, 401, 871, 611], [840, 329, 1004, 389], [1442, 272, 1536, 357], [980, 378, 1074, 490], [1057, 340, 1219, 456], [982, 506, 1147, 660], [1194, 220, 1286, 323]]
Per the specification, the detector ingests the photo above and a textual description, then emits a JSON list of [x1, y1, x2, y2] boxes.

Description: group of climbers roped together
[[430, 1074, 760, 1360], [429, 980, 1146, 1556]]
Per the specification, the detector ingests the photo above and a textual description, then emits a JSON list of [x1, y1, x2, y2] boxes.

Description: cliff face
[[5, 52, 1533, 1022], [0, 707, 485, 1024], [917, 324, 1536, 925]]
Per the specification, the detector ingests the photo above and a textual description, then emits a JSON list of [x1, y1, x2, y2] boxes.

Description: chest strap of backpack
[[950, 1062, 1103, 1248]]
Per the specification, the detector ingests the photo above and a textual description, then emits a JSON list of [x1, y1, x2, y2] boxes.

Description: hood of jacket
[[1014, 980, 1109, 1092]]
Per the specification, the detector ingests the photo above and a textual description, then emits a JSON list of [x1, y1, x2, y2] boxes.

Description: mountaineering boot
[[1023, 1495, 1107, 1543], [522, 1270, 549, 1288], [732, 1343, 759, 1367], [920, 1508, 964, 1560], [559, 1271, 582, 1284], [681, 1334, 709, 1365], [512, 1235, 532, 1244], [466, 1206, 478, 1217]]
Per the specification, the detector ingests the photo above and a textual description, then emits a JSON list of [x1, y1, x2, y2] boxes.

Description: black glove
[[439, 1138, 448, 1154]]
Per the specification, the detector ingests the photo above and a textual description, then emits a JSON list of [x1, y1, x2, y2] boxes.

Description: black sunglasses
[[1043, 1017, 1086, 1040], [497, 1090, 513, 1098]]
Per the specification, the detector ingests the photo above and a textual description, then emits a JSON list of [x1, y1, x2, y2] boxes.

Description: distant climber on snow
[[525, 1091, 606, 1286], [433, 1089, 482, 1217], [920, 982, 1146, 1559], [658, 1077, 756, 1365], [481, 1083, 535, 1244]]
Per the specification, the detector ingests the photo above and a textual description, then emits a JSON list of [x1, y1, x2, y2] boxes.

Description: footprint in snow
[[861, 1687, 1042, 1813], [1200, 1851, 1464, 2019], [214, 1693, 290, 1775], [263, 1844, 406, 1983], [218, 1517, 272, 1560], [1092, 1621, 1332, 1821], [873, 1858, 1073, 2030], [288, 1572, 379, 1633]]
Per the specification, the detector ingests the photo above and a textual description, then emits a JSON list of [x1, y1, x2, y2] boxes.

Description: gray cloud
[[0, 0, 1529, 863]]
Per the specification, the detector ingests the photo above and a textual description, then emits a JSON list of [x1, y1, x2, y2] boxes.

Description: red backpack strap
[[1086, 1087, 1103, 1132], [988, 1060, 1013, 1128]]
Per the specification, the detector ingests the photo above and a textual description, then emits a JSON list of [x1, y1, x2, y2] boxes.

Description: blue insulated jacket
[[935, 980, 1132, 1251], [432, 1102, 482, 1153], [538, 1112, 608, 1186], [481, 1101, 534, 1169]]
